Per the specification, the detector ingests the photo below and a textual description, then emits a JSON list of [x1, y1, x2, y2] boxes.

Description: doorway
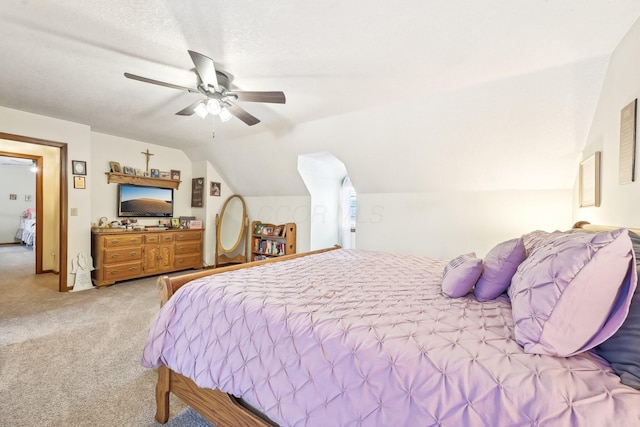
[[0, 132, 68, 291]]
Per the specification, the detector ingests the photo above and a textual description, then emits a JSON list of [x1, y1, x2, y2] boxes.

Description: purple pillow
[[474, 238, 526, 302], [509, 229, 637, 357], [441, 253, 483, 298], [593, 230, 640, 389], [521, 229, 562, 256]]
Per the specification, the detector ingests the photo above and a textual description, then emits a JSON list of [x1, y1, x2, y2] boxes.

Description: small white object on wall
[[70, 252, 95, 292]]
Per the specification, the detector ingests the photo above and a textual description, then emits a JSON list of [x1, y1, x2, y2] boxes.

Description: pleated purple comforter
[[142, 249, 640, 426]]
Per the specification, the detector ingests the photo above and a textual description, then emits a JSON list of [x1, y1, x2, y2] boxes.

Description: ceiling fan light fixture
[[194, 102, 209, 119], [206, 99, 221, 115], [219, 107, 232, 122]]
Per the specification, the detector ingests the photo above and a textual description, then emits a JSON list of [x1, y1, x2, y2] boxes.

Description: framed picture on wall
[[210, 181, 221, 196], [72, 160, 87, 175], [73, 176, 86, 189]]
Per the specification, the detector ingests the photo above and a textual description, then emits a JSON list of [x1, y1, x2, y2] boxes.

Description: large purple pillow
[[593, 230, 640, 389], [474, 238, 526, 302], [441, 253, 483, 298], [509, 228, 637, 357]]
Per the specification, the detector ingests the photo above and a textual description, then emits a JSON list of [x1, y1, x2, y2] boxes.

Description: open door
[[0, 132, 68, 291]]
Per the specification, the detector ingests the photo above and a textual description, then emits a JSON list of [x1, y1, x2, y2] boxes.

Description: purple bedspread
[[142, 249, 640, 426]]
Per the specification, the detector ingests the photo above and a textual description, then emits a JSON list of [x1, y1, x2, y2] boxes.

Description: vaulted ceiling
[[1, 1, 639, 196]]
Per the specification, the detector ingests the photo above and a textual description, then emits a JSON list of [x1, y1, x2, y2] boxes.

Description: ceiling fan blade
[[188, 50, 219, 92], [175, 99, 204, 116], [227, 91, 286, 104], [225, 102, 260, 126], [124, 72, 198, 93]]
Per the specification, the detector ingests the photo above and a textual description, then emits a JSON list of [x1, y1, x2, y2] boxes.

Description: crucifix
[[141, 149, 154, 172]]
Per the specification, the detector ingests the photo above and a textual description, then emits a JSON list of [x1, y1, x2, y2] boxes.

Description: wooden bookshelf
[[250, 221, 296, 261]]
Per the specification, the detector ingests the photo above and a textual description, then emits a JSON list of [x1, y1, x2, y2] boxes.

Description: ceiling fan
[[124, 50, 285, 126]]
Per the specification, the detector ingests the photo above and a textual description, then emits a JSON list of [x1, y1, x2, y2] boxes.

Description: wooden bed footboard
[[154, 246, 340, 426], [156, 366, 276, 426]]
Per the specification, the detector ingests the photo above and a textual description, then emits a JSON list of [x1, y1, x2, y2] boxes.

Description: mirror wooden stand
[[214, 195, 249, 268]]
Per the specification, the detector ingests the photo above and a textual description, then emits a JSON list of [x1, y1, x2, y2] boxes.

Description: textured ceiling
[[1, 1, 639, 196]]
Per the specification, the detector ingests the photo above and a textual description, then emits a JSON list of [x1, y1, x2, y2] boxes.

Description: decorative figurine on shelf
[[70, 252, 95, 292]]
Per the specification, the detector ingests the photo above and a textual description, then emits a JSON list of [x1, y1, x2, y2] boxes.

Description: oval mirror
[[218, 195, 246, 252]]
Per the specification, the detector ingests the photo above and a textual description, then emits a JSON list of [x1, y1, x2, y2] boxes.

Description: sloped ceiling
[[0, 1, 639, 196]]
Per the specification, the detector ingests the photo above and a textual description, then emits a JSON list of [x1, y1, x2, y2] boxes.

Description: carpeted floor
[[0, 245, 213, 426]]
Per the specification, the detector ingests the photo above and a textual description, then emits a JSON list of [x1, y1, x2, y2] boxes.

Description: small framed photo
[[179, 216, 196, 229], [210, 181, 221, 196], [263, 226, 274, 236], [273, 226, 283, 237], [74, 176, 86, 189], [109, 161, 121, 173], [9, 194, 17, 200], [188, 220, 203, 229], [159, 171, 170, 179], [150, 168, 159, 178], [171, 218, 180, 229], [171, 170, 181, 180], [254, 223, 265, 235], [123, 166, 135, 175], [72, 160, 87, 175], [134, 168, 143, 176]]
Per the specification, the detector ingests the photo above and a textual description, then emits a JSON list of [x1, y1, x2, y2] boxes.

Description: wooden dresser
[[91, 228, 203, 288]]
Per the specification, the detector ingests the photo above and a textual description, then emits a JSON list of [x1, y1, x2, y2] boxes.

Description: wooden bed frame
[[154, 246, 341, 426], [152, 221, 640, 426]]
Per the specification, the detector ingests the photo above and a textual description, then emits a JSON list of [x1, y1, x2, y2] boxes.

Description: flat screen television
[[118, 184, 174, 217]]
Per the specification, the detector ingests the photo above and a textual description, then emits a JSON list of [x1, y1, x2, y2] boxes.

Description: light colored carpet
[[0, 245, 213, 427]]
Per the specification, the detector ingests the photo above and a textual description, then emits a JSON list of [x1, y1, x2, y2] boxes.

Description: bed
[[142, 223, 640, 426], [15, 210, 35, 247]]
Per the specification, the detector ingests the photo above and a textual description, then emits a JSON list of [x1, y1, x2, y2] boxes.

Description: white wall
[[357, 190, 572, 259], [90, 132, 195, 225], [575, 18, 640, 227], [0, 163, 34, 243], [243, 189, 571, 259]]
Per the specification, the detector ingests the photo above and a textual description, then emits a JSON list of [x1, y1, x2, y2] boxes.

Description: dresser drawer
[[160, 233, 174, 243], [103, 234, 143, 248], [174, 254, 201, 269], [145, 233, 175, 244], [175, 241, 201, 254], [175, 231, 202, 241], [103, 247, 142, 264], [102, 261, 142, 281]]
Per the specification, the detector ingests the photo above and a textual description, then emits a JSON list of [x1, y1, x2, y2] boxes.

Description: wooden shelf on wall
[[105, 172, 181, 189]]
